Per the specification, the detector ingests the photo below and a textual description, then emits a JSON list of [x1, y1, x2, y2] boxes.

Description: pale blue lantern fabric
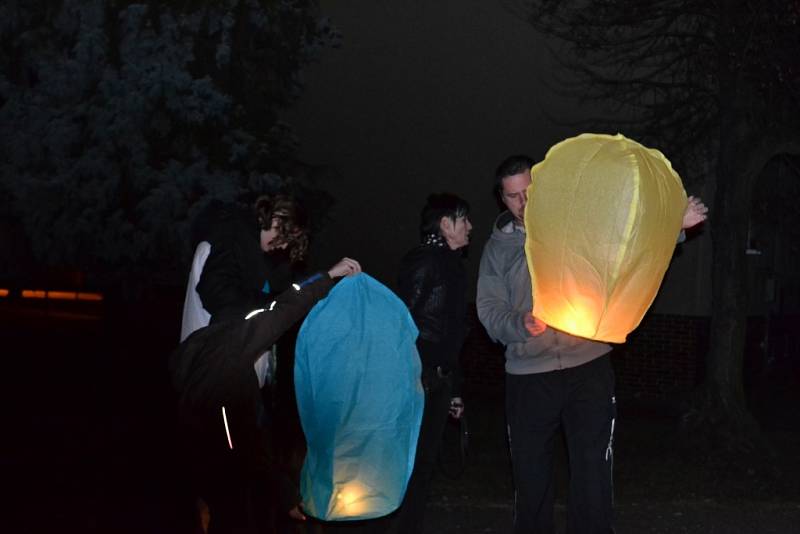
[[294, 273, 424, 521]]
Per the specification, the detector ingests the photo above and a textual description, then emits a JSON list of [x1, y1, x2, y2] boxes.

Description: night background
[[2, 1, 800, 533]]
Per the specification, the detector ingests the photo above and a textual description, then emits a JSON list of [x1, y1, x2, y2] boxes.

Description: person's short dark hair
[[494, 154, 534, 198], [254, 194, 309, 263], [420, 193, 470, 237]]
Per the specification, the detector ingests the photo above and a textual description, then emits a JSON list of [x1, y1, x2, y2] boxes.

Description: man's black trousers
[[506, 354, 616, 534]]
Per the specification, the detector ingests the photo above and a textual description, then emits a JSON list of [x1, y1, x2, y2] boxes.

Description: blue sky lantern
[[294, 273, 424, 520], [525, 133, 687, 343]]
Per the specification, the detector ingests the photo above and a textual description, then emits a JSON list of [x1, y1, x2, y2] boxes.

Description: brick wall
[[611, 314, 709, 400], [459, 304, 711, 400]]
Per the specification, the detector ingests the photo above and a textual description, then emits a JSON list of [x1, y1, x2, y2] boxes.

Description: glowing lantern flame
[[525, 133, 687, 343], [332, 483, 369, 517]]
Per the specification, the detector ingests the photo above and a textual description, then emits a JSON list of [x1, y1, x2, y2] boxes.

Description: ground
[[5, 297, 800, 533], [423, 390, 800, 533]]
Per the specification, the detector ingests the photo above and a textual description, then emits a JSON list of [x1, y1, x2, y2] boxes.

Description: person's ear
[[439, 216, 454, 237]]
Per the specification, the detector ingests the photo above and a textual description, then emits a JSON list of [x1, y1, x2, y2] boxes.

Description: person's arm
[[676, 195, 709, 244], [238, 258, 361, 361], [327, 257, 361, 278], [449, 397, 464, 419], [682, 195, 708, 229], [523, 314, 547, 336], [397, 255, 435, 321], [476, 245, 532, 345]]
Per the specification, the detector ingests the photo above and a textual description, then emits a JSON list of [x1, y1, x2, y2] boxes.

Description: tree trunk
[[686, 68, 769, 452], [684, 28, 766, 451], [702, 155, 762, 451]]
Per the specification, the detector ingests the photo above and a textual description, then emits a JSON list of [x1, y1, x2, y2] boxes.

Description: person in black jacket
[[194, 194, 310, 325], [391, 193, 472, 533], [189, 194, 309, 433], [178, 193, 325, 533], [173, 258, 361, 534]]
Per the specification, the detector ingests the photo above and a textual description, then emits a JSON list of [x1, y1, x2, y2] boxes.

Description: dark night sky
[[282, 0, 712, 313]]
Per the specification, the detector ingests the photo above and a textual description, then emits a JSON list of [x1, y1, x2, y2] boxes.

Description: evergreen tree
[[0, 0, 337, 288]]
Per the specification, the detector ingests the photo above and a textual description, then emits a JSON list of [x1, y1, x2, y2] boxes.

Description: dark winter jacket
[[169, 273, 335, 473], [193, 201, 292, 324], [397, 243, 467, 394]]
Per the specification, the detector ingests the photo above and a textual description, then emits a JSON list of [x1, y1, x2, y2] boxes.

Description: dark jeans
[[180, 392, 281, 534], [201, 468, 276, 534], [506, 354, 616, 534]]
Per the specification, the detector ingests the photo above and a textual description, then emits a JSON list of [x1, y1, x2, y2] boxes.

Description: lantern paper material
[[525, 133, 687, 343], [294, 273, 424, 521]]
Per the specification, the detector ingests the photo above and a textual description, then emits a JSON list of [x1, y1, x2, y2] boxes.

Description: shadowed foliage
[[0, 0, 338, 291]]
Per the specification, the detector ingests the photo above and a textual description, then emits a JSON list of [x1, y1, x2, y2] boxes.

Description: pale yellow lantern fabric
[[524, 133, 687, 343]]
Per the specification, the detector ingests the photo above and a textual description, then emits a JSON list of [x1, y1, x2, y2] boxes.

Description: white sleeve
[[180, 241, 212, 342]]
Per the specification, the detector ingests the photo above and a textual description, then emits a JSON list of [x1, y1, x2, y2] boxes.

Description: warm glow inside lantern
[[525, 133, 687, 343]]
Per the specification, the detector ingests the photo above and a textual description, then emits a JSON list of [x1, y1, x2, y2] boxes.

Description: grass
[[424, 387, 800, 533]]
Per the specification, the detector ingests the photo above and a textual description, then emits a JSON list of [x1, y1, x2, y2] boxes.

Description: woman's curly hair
[[254, 194, 310, 264]]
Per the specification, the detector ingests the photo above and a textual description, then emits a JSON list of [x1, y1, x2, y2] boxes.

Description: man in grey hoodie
[[477, 155, 708, 534], [477, 155, 615, 534]]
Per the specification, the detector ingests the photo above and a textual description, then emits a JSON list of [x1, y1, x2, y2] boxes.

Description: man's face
[[501, 171, 532, 224], [441, 215, 472, 251]]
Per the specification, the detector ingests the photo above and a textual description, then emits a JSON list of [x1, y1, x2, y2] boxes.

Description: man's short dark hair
[[420, 193, 470, 237], [494, 155, 534, 197]]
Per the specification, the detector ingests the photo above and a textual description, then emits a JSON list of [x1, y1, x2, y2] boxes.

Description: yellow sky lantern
[[525, 133, 687, 343]]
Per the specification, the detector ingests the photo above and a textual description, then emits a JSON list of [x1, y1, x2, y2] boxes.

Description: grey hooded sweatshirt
[[477, 211, 611, 375]]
